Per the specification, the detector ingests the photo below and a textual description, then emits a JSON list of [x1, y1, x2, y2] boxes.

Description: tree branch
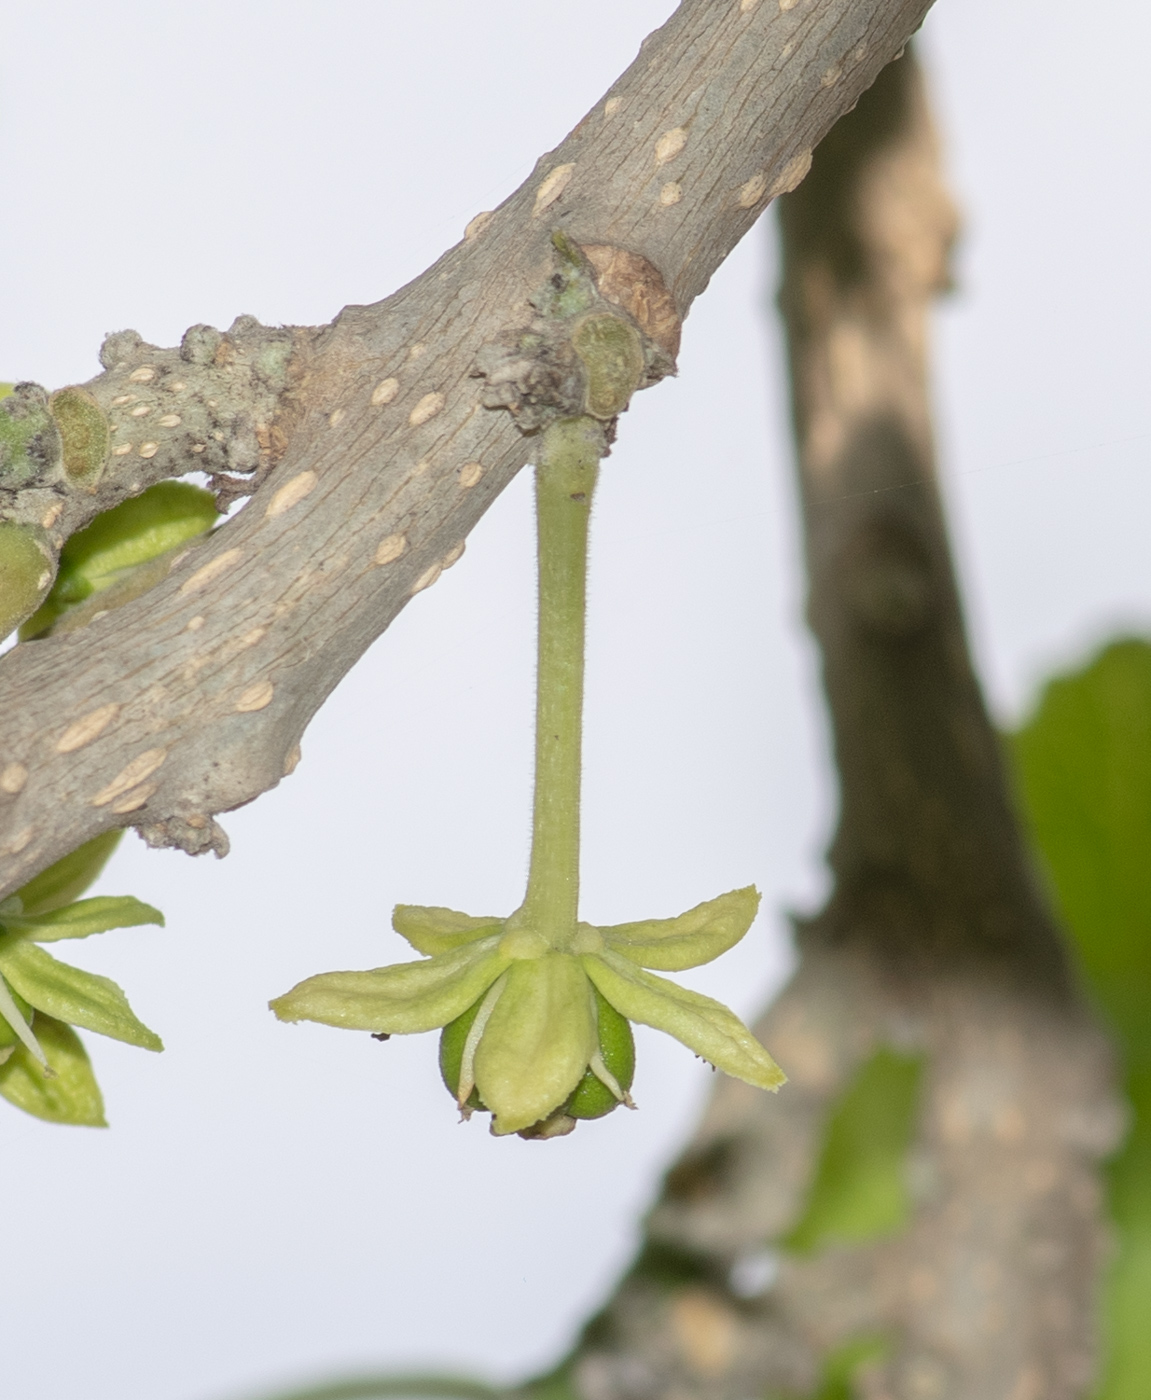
[[548, 51, 1122, 1400], [0, 0, 933, 894]]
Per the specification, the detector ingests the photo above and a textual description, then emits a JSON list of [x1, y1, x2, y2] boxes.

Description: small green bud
[[0, 384, 60, 487], [50, 387, 110, 487], [572, 314, 645, 419], [0, 522, 55, 640]]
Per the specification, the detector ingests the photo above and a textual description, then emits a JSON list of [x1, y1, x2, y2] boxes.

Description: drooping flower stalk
[[272, 259, 785, 1137], [512, 416, 604, 951]]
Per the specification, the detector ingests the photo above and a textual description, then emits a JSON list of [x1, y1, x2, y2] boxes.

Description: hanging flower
[[271, 886, 784, 1138]]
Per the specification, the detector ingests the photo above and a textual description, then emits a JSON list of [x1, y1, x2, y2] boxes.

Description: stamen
[[588, 1048, 635, 1109], [0, 975, 51, 1073], [457, 973, 508, 1110]]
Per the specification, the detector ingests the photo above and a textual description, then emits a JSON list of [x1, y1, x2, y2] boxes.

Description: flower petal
[[0, 1015, 106, 1126], [270, 936, 507, 1034], [1, 895, 164, 944], [474, 954, 596, 1135], [392, 904, 504, 956], [598, 886, 760, 971], [582, 949, 785, 1093], [0, 942, 163, 1051]]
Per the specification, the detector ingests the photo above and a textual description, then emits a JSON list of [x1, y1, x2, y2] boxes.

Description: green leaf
[[1098, 1065, 1151, 1400], [1008, 637, 1151, 1400], [1, 893, 164, 944], [783, 1046, 923, 1255], [598, 886, 761, 971], [0, 1015, 106, 1126], [270, 938, 508, 1035], [582, 949, 786, 1093], [1010, 637, 1151, 1062], [392, 905, 504, 957], [767, 1335, 888, 1400], [474, 955, 596, 1135], [12, 830, 123, 915], [0, 941, 163, 1050]]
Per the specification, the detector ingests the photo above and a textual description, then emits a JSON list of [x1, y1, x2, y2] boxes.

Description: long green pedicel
[[513, 416, 604, 950]]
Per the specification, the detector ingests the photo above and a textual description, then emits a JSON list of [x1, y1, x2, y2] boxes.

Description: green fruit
[[438, 983, 634, 1121], [20, 479, 218, 637], [566, 988, 634, 1120], [0, 980, 35, 1052]]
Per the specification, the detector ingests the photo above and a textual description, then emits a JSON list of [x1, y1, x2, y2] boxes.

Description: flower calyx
[[270, 885, 785, 1139]]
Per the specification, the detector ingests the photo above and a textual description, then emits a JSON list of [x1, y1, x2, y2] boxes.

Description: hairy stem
[[518, 418, 604, 948]]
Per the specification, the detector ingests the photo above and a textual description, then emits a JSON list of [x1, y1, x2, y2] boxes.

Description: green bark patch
[[50, 386, 110, 486]]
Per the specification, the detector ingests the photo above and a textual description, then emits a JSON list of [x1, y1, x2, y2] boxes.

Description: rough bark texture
[[551, 53, 1123, 1400], [0, 0, 936, 896]]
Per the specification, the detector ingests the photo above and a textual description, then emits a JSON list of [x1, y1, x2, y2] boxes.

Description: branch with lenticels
[[0, 0, 934, 894]]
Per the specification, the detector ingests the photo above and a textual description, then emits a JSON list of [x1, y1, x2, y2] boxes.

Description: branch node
[[136, 814, 230, 859]]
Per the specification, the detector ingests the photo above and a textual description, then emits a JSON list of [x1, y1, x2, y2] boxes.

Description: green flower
[[272, 405, 787, 1138], [0, 832, 164, 1125], [271, 887, 783, 1137]]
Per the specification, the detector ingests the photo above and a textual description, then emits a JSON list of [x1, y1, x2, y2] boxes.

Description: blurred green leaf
[[0, 384, 13, 400], [236, 1377, 503, 1400], [1010, 638, 1151, 1062], [12, 830, 123, 915], [0, 941, 162, 1050], [784, 1047, 923, 1254], [1009, 636, 1151, 1400], [1013, 638, 1151, 1400], [0, 1014, 106, 1125], [767, 1335, 887, 1400]]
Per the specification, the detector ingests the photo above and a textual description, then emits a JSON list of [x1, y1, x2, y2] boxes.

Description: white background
[[1, 3, 1149, 1398]]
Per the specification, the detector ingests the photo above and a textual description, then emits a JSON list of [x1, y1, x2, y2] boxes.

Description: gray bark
[[551, 52, 1122, 1400], [0, 0, 935, 895]]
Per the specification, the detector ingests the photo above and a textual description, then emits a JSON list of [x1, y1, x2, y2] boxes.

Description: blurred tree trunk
[[544, 50, 1123, 1400]]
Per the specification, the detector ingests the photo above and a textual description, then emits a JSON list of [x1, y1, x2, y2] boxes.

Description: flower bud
[[572, 313, 645, 420], [50, 387, 110, 487], [20, 480, 217, 637]]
